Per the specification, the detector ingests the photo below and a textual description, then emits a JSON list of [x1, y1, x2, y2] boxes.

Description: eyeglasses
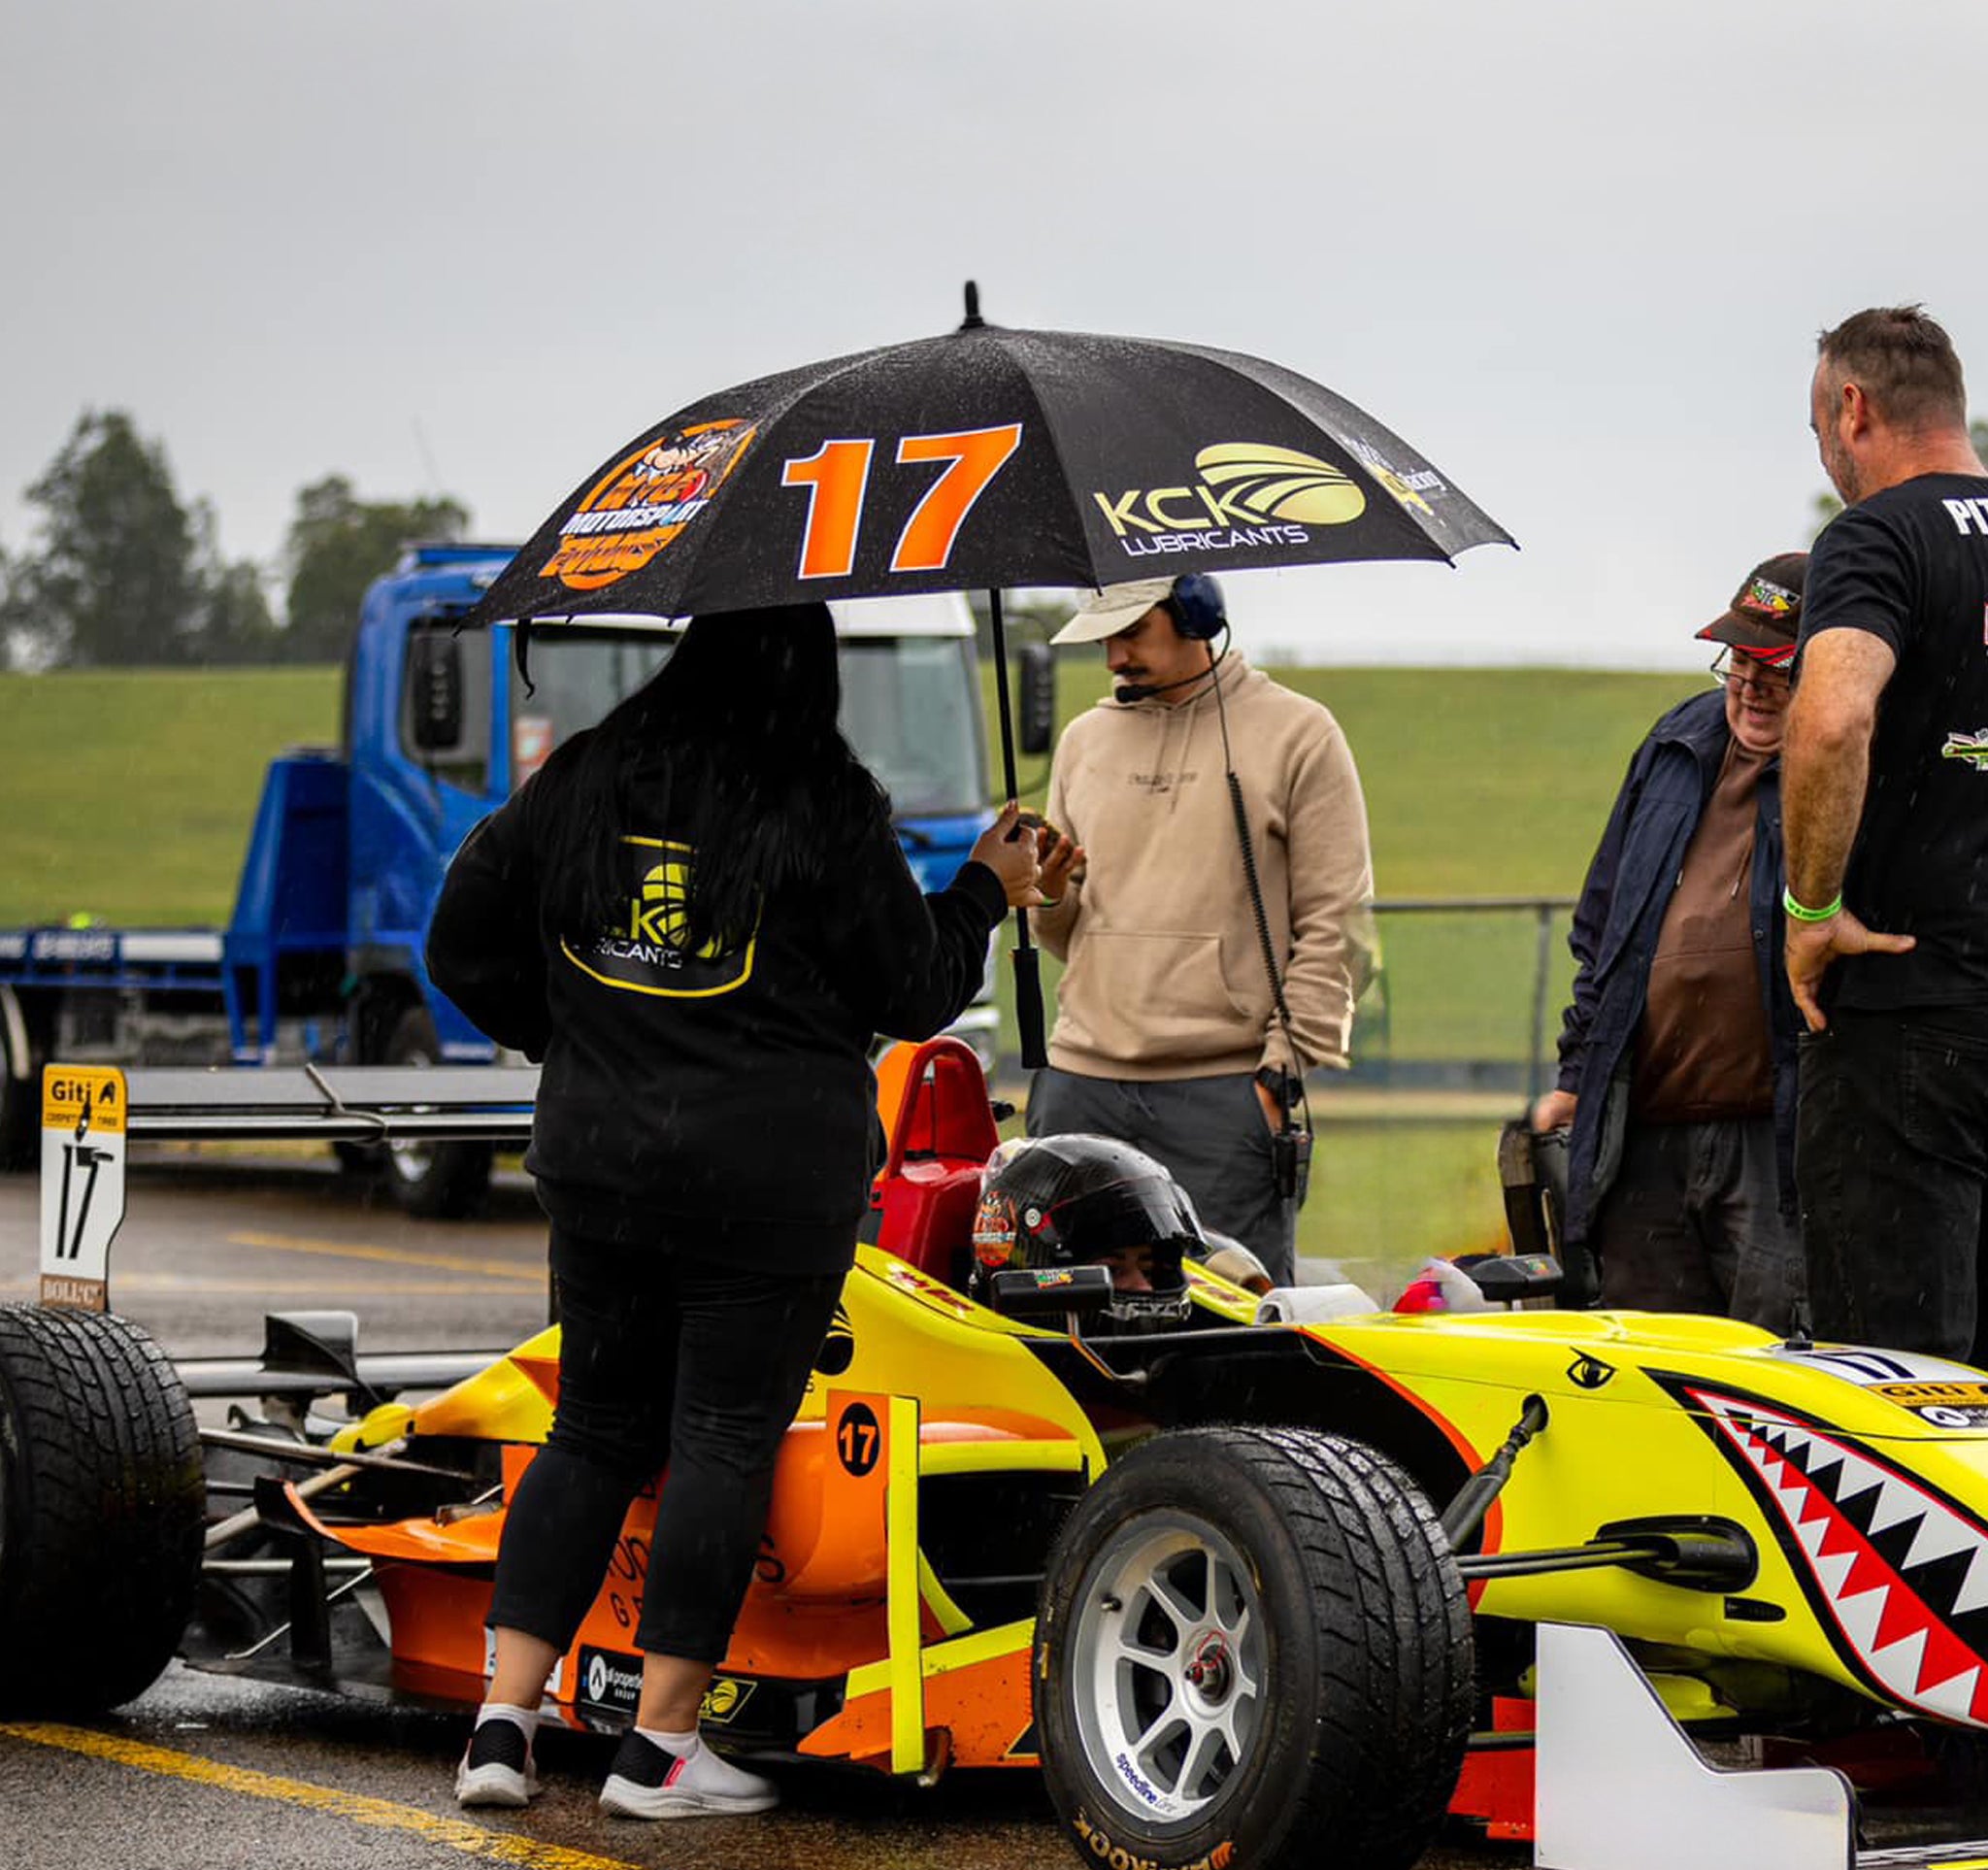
[[1708, 650, 1793, 695]]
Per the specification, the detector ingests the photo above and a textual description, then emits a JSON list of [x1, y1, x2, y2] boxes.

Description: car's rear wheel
[[0, 1304, 204, 1713], [0, 988, 43, 1173], [1035, 1425, 1473, 1870]]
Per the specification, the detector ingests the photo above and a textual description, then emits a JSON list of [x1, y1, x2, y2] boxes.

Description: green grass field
[[987, 658, 1706, 1277], [0, 658, 1703, 1283]]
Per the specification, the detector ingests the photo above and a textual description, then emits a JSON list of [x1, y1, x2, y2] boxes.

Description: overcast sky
[[4, 0, 1984, 670]]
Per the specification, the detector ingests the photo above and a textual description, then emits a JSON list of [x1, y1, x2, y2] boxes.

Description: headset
[[1165, 572, 1227, 640], [1112, 575, 1230, 704]]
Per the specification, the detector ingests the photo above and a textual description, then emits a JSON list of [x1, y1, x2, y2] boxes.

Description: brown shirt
[[1632, 740, 1774, 1121]]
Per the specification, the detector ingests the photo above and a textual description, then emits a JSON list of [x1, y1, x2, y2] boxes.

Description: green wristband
[[1782, 888, 1843, 923]]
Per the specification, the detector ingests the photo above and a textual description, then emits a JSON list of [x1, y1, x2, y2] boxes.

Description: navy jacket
[[1552, 691, 1801, 1245]]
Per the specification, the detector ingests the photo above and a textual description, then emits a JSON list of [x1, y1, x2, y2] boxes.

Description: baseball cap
[[1051, 580, 1176, 645], [1696, 552, 1806, 666]]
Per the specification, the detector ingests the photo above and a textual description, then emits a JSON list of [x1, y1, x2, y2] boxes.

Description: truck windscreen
[[510, 631, 984, 817]]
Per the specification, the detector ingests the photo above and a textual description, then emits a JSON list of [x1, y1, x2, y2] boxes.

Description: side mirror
[[985, 1262, 1113, 1321], [1016, 641, 1055, 755], [409, 633, 464, 751]]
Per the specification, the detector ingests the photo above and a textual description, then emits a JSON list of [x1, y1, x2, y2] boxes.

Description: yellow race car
[[5, 1039, 1988, 1870]]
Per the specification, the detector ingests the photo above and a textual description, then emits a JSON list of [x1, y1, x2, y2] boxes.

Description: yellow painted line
[[0, 1722, 638, 1869], [230, 1230, 545, 1284]]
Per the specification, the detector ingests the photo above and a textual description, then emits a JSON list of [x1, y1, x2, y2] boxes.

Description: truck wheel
[[0, 1304, 204, 1714], [0, 988, 41, 1172], [381, 1008, 492, 1219], [1035, 1426, 1473, 1870]]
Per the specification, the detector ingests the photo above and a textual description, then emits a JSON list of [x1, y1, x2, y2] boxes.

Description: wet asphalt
[[0, 1151, 1979, 1868]]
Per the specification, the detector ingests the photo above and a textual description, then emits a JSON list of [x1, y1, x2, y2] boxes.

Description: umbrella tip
[[959, 280, 984, 331]]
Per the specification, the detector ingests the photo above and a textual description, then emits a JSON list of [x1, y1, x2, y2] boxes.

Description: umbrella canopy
[[465, 313, 1512, 628], [463, 299, 1514, 1070]]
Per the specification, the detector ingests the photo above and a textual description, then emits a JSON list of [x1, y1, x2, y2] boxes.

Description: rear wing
[[39, 1061, 538, 1316]]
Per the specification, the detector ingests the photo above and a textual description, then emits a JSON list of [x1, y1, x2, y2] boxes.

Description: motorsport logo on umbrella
[[465, 297, 1513, 627]]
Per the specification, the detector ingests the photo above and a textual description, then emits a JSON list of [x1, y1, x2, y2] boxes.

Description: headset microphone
[[1113, 668, 1209, 705]]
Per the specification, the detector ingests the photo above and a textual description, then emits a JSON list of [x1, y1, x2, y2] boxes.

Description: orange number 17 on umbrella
[[780, 424, 1022, 580]]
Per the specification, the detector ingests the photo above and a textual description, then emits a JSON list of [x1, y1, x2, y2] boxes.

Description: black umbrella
[[466, 287, 1515, 1064]]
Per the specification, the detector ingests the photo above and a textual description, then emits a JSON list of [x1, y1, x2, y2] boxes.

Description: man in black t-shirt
[[1784, 304, 1988, 1359]]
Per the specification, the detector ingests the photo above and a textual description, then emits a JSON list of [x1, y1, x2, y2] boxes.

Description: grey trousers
[[1589, 1116, 1805, 1336], [1026, 1066, 1297, 1286]]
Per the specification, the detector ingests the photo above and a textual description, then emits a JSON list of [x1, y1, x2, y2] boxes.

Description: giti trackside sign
[[39, 1064, 126, 1311]]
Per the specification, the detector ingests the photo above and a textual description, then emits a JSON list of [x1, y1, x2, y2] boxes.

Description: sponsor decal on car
[[699, 1675, 755, 1724], [580, 1645, 645, 1714]]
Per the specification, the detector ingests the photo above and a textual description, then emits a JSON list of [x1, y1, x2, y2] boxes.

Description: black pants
[[1798, 1009, 1988, 1362], [1591, 1118, 1805, 1334], [488, 1225, 847, 1663]]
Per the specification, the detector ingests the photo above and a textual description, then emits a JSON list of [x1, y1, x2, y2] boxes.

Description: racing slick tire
[[1035, 1425, 1473, 1870], [380, 1007, 492, 1220], [0, 1304, 203, 1713]]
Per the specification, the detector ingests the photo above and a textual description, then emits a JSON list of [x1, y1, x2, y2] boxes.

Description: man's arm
[[1267, 719, 1374, 1077], [1528, 737, 1652, 1131], [1781, 627, 1911, 1030]]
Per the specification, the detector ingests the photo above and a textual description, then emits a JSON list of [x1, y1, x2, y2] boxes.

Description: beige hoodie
[[1034, 653, 1374, 1081]]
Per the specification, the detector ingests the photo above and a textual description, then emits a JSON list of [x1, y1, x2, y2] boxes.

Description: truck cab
[[0, 545, 1010, 1217]]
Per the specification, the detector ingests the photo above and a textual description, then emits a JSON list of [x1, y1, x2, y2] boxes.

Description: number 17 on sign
[[39, 1065, 127, 1311]]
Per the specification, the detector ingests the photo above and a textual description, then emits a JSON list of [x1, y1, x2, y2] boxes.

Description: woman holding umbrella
[[426, 601, 1042, 1820]]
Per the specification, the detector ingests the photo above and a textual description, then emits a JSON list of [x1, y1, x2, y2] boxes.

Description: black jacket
[[1553, 690, 1801, 1244], [426, 742, 1007, 1264]]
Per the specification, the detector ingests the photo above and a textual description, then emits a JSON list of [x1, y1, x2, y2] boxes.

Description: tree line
[[0, 411, 470, 670]]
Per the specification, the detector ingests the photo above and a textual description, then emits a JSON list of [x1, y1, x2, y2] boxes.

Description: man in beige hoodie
[[1027, 575, 1374, 1285]]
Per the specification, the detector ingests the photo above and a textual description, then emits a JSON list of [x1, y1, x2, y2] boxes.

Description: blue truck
[[0, 544, 1031, 1215]]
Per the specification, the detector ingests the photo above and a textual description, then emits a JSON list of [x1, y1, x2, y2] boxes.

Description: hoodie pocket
[[1060, 930, 1258, 1061]]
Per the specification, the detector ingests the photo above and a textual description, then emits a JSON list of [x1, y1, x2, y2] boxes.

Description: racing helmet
[[972, 1134, 1200, 1329]]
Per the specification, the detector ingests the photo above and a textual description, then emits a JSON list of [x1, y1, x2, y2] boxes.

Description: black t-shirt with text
[[1800, 472, 1988, 1009]]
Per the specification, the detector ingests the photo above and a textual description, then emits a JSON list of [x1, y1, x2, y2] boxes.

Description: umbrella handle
[[1011, 941, 1047, 1073], [987, 586, 1049, 1072]]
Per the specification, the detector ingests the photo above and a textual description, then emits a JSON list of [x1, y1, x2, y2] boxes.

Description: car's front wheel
[[1034, 1425, 1473, 1870], [0, 1305, 204, 1713]]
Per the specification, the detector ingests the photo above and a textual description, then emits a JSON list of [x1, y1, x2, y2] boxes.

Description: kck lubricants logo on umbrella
[[1093, 443, 1368, 561], [539, 419, 756, 591]]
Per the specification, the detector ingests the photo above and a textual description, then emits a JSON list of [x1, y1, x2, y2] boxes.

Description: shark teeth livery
[[1686, 1385, 1988, 1726]]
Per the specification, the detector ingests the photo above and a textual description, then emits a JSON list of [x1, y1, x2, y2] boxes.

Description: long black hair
[[547, 603, 889, 954]]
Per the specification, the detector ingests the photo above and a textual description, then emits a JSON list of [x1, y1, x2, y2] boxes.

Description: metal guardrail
[[1367, 895, 1578, 1105]]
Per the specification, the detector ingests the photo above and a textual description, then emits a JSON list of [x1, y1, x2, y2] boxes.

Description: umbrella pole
[[986, 586, 1048, 1073]]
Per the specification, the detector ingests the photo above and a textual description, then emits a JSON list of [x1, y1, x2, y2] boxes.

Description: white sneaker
[[598, 1731, 778, 1819], [455, 1714, 542, 1808]]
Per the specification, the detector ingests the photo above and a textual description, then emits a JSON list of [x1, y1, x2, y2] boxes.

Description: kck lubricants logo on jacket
[[1093, 443, 1368, 561], [539, 420, 756, 592], [561, 838, 758, 997]]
